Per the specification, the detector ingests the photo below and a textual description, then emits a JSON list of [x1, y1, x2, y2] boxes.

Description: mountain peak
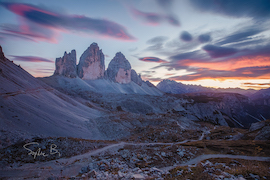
[[77, 43, 105, 80], [116, 51, 124, 56], [106, 52, 131, 84]]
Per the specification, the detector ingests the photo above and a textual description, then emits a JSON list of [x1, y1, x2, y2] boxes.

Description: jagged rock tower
[[77, 43, 105, 80], [106, 52, 131, 84], [54, 50, 77, 78], [53, 42, 144, 86]]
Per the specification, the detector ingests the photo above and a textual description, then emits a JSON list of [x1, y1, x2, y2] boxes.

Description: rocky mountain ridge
[[54, 42, 144, 86], [157, 79, 258, 96], [157, 79, 212, 94], [0, 46, 103, 148]]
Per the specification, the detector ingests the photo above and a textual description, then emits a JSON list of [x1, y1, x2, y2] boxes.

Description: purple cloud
[[180, 31, 193, 42], [10, 55, 54, 63], [155, 0, 180, 26], [130, 7, 180, 26], [131, 8, 164, 26], [0, 2, 135, 42], [216, 28, 265, 46], [139, 57, 168, 63], [198, 34, 211, 43], [189, 0, 270, 19], [203, 44, 238, 58]]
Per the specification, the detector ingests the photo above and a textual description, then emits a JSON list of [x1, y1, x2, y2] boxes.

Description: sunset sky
[[1, 0, 270, 89]]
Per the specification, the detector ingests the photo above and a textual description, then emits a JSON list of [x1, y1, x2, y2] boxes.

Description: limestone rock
[[54, 50, 77, 78], [106, 52, 131, 84], [77, 43, 105, 80], [131, 69, 142, 86]]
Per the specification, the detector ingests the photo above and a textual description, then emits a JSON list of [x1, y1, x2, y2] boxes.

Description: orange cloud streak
[[180, 56, 270, 71]]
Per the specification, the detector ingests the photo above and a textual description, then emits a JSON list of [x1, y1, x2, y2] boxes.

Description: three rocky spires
[[54, 42, 143, 85]]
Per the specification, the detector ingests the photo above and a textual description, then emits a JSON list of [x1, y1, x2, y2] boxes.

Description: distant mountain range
[[157, 79, 257, 96]]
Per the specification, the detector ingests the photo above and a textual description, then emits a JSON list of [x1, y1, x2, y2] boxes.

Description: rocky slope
[[178, 92, 267, 128], [0, 46, 103, 148]]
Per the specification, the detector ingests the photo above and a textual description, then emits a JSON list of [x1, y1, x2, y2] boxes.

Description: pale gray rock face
[[131, 69, 142, 86], [106, 52, 131, 84], [77, 43, 105, 80], [54, 50, 77, 78]]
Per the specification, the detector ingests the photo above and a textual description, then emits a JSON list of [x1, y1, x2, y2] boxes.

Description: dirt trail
[[1, 132, 269, 179]]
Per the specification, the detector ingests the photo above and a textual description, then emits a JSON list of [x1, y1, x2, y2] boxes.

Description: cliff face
[[77, 43, 105, 80], [54, 50, 77, 78], [106, 52, 131, 84]]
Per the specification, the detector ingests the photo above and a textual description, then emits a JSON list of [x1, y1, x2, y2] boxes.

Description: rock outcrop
[[0, 46, 6, 61], [131, 69, 142, 86], [54, 50, 77, 78], [106, 52, 131, 84], [77, 43, 105, 80]]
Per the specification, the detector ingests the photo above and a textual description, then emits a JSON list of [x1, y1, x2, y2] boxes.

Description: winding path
[[1, 132, 269, 179]]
